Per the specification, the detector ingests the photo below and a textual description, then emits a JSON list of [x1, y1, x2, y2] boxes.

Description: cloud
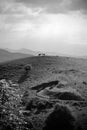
[[70, 0, 87, 11], [8, 0, 86, 14], [16, 0, 62, 6], [0, 0, 42, 15], [0, 0, 44, 31], [0, 0, 87, 15], [0, 0, 87, 55]]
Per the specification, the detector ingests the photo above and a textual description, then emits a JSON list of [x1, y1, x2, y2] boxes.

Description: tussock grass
[[42, 88, 84, 101], [32, 80, 59, 92], [43, 104, 81, 130]]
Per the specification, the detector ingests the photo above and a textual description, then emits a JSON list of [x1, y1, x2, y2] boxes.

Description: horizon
[[0, 0, 87, 56], [0, 46, 87, 57]]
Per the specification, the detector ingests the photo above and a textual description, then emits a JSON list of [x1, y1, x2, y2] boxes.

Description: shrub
[[54, 91, 84, 101], [43, 104, 81, 130], [26, 98, 53, 113], [24, 64, 32, 71], [43, 88, 84, 101]]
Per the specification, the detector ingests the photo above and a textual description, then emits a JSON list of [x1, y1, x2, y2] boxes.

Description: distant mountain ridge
[[5, 48, 60, 56], [0, 49, 32, 63], [5, 48, 37, 55], [3, 48, 87, 59]]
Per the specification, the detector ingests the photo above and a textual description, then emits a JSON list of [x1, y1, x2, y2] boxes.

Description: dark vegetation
[[24, 64, 32, 71], [32, 80, 59, 92], [43, 104, 81, 130], [43, 89, 84, 101], [25, 98, 53, 114]]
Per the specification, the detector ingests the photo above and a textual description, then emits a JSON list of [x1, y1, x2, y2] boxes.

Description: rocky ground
[[0, 56, 87, 130]]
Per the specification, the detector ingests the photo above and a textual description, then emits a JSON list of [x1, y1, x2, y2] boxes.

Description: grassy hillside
[[0, 56, 87, 130], [0, 49, 32, 63]]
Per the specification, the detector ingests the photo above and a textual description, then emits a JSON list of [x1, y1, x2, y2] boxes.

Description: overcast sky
[[0, 0, 87, 56]]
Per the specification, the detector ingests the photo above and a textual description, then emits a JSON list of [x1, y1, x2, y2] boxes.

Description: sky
[[0, 0, 87, 56]]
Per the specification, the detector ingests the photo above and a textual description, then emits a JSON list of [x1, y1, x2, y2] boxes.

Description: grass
[[0, 56, 87, 129], [38, 87, 84, 101]]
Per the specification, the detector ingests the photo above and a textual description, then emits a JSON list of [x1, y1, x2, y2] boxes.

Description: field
[[0, 56, 87, 130]]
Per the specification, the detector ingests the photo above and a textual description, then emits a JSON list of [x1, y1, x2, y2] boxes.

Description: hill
[[5, 48, 61, 56], [5, 48, 87, 58], [0, 56, 87, 130], [0, 49, 33, 63]]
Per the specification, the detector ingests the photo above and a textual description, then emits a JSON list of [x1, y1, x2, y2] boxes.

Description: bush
[[26, 98, 53, 113], [43, 88, 84, 101], [43, 104, 81, 130], [24, 64, 32, 71], [54, 91, 84, 101]]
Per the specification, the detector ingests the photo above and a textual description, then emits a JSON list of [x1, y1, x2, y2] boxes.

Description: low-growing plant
[[24, 64, 32, 72], [26, 98, 53, 114], [43, 104, 81, 130]]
